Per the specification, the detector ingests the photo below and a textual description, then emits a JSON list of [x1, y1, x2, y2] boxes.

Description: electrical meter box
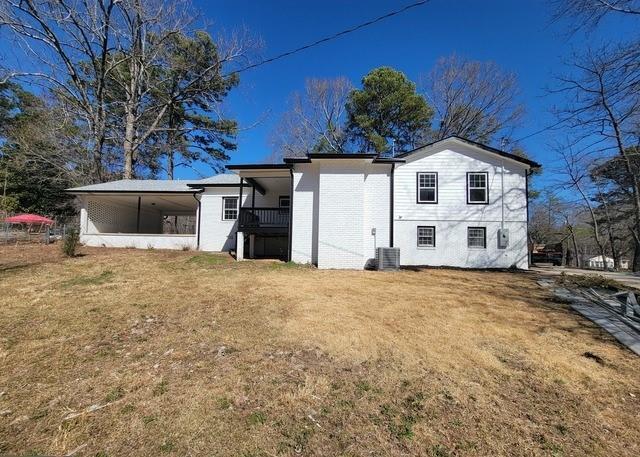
[[498, 229, 509, 249]]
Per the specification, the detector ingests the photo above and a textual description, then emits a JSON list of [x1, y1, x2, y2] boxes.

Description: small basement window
[[467, 227, 486, 248], [467, 172, 488, 204], [417, 226, 435, 247], [222, 196, 239, 220], [417, 172, 437, 203], [278, 195, 291, 209]]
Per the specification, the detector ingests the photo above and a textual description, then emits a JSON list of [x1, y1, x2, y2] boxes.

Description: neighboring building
[[67, 136, 540, 270], [586, 255, 630, 270]]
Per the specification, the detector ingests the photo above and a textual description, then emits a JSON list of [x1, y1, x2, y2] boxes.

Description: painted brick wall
[[317, 160, 366, 269], [291, 163, 318, 264], [291, 161, 392, 269], [198, 181, 289, 252], [363, 165, 391, 265], [198, 187, 245, 252]]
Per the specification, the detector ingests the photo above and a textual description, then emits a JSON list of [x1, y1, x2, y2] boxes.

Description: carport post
[[136, 196, 141, 233]]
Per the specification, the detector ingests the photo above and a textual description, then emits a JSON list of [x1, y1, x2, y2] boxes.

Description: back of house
[[68, 136, 539, 270]]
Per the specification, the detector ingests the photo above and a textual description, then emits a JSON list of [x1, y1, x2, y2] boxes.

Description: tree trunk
[[123, 105, 136, 179], [565, 218, 581, 268], [570, 229, 580, 268], [166, 102, 176, 180], [123, 5, 143, 180], [632, 229, 640, 272], [596, 187, 620, 269], [598, 79, 640, 270], [574, 181, 608, 270]]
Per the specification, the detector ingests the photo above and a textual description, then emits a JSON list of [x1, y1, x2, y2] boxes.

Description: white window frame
[[222, 196, 239, 221], [467, 227, 486, 249], [417, 226, 436, 248], [417, 172, 438, 204], [467, 172, 489, 204]]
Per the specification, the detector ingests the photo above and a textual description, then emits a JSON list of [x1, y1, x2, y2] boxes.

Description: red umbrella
[[4, 214, 55, 225]]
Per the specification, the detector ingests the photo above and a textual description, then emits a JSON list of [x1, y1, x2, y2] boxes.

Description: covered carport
[[68, 180, 202, 250]]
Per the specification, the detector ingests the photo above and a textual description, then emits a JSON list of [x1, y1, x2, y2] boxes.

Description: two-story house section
[[393, 136, 537, 269]]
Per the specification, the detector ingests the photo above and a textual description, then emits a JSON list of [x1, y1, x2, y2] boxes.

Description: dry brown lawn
[[1, 244, 639, 457]]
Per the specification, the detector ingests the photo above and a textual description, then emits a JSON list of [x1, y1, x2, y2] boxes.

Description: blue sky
[[186, 0, 635, 185], [0, 1, 634, 184]]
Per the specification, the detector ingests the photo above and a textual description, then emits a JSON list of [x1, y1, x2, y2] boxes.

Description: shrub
[[61, 228, 80, 257]]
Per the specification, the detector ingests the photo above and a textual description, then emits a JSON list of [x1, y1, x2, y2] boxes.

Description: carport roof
[[67, 174, 242, 193]]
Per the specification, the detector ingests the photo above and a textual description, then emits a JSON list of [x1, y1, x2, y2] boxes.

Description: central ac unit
[[376, 247, 400, 271]]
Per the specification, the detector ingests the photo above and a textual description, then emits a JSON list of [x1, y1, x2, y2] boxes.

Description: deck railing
[[238, 207, 289, 231]]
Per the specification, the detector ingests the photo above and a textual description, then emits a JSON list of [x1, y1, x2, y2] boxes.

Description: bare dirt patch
[[0, 246, 639, 456]]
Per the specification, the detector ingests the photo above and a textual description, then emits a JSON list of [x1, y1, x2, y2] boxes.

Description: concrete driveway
[[532, 264, 640, 290]]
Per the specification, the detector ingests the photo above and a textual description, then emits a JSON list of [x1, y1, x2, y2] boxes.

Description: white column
[[236, 231, 244, 260], [80, 206, 88, 235]]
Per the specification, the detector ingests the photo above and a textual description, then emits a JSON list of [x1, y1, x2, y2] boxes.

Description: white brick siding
[[363, 164, 391, 265], [291, 163, 318, 264], [198, 179, 290, 252], [290, 160, 392, 269], [198, 187, 245, 252], [317, 160, 366, 269]]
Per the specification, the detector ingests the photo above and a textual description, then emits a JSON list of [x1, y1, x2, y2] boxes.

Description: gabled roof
[[397, 136, 541, 168], [67, 174, 242, 194]]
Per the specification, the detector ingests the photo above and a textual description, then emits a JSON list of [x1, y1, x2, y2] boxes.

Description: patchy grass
[[60, 270, 114, 288], [186, 253, 230, 267], [555, 271, 629, 291], [0, 245, 639, 456]]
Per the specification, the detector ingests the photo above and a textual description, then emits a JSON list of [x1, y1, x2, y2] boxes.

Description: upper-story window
[[467, 172, 489, 204], [222, 196, 238, 220], [417, 172, 438, 203]]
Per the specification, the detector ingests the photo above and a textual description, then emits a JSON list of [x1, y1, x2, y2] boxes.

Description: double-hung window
[[467, 227, 486, 249], [467, 172, 488, 204], [417, 226, 436, 247], [417, 172, 438, 203], [222, 196, 238, 220]]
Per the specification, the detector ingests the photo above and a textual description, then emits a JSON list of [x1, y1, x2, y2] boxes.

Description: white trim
[[222, 196, 239, 220], [467, 172, 489, 204]]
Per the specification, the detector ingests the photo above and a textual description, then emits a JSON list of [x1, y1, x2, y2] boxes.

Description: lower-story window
[[417, 226, 436, 247], [467, 227, 486, 248]]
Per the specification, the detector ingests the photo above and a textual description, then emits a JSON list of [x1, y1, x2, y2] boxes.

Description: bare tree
[[553, 44, 640, 270], [420, 55, 524, 144], [551, 0, 640, 32], [269, 77, 352, 161], [556, 145, 610, 270], [0, 0, 122, 182], [0, 0, 256, 180]]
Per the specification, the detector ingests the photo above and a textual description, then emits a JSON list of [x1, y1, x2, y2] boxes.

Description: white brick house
[[68, 136, 539, 270]]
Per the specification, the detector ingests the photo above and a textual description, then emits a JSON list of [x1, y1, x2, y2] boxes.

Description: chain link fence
[[1, 212, 80, 245]]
